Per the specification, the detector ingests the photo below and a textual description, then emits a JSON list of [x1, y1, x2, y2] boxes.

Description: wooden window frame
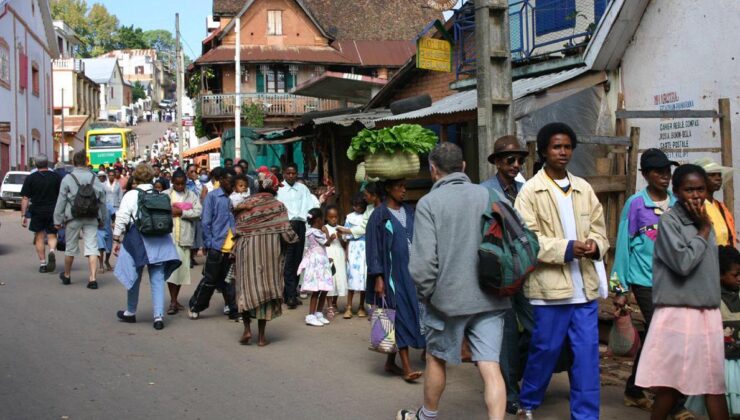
[[31, 62, 39, 96], [267, 10, 283, 36]]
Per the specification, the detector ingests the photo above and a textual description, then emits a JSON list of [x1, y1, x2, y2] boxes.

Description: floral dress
[[298, 227, 334, 292], [345, 212, 367, 291]]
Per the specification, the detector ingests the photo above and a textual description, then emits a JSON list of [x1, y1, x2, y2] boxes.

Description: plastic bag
[[608, 309, 641, 357]]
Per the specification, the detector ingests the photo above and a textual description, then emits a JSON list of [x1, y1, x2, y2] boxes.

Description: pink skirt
[[636, 306, 725, 395]]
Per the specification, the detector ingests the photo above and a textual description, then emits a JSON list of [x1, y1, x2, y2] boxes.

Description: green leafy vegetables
[[347, 124, 438, 161]]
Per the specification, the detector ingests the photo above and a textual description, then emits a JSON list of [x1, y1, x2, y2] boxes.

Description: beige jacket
[[514, 169, 609, 301]]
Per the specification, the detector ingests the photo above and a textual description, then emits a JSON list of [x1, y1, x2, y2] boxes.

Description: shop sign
[[416, 37, 452, 73]]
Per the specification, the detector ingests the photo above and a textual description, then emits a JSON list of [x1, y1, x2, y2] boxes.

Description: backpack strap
[[69, 173, 81, 187]]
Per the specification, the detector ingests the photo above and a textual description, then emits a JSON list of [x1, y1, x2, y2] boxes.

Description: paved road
[[130, 121, 174, 160], [0, 210, 657, 420]]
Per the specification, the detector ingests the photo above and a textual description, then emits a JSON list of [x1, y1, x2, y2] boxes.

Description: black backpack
[[69, 173, 100, 218], [135, 188, 173, 236]]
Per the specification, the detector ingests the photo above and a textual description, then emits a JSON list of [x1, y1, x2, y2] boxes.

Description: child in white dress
[[298, 208, 334, 327], [344, 194, 368, 319], [325, 205, 347, 319]]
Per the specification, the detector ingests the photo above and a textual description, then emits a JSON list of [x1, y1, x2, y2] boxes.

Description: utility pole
[[175, 13, 184, 167], [234, 15, 241, 161], [475, 0, 514, 181], [60, 87, 65, 161]]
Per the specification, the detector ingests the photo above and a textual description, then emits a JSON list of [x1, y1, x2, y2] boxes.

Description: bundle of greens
[[347, 124, 438, 161]]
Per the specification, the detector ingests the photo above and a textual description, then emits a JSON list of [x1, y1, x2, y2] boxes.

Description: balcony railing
[[199, 93, 342, 118], [52, 58, 84, 73]]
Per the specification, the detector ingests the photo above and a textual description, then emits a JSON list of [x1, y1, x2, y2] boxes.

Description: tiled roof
[[213, 0, 441, 40], [54, 115, 90, 133]]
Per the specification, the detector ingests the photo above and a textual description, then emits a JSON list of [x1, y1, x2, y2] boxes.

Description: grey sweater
[[53, 167, 107, 225], [409, 172, 510, 317], [652, 203, 720, 308]]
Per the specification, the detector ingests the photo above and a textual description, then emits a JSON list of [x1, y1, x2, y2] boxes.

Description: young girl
[[686, 245, 740, 417], [153, 180, 166, 192], [325, 205, 348, 319], [298, 208, 334, 327], [344, 193, 368, 319], [635, 164, 729, 419]]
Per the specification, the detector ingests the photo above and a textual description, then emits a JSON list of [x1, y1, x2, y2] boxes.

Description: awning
[[195, 45, 352, 65], [312, 109, 392, 128], [182, 137, 221, 158], [54, 115, 90, 133], [253, 135, 309, 145], [293, 71, 388, 104]]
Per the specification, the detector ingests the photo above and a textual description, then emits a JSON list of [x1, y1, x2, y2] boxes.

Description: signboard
[[182, 117, 193, 127], [416, 37, 452, 73], [208, 152, 221, 169]]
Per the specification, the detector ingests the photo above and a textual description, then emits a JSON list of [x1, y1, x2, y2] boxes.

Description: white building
[[82, 57, 131, 122], [100, 49, 166, 103], [0, 0, 59, 175]]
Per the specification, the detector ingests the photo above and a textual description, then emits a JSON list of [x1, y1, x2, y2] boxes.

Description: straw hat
[[694, 157, 734, 185]]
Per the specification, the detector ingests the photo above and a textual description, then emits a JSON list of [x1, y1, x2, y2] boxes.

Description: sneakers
[[223, 305, 231, 315], [305, 314, 324, 327], [116, 310, 137, 323], [188, 309, 200, 320], [396, 408, 420, 420], [153, 318, 164, 330], [506, 401, 521, 415], [315, 312, 330, 325], [299, 292, 308, 299], [39, 265, 48, 273], [46, 252, 56, 272], [59, 272, 71, 285], [516, 408, 534, 419]]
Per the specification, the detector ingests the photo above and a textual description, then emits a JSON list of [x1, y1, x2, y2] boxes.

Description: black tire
[[390, 95, 432, 115], [0, 200, 5, 210]]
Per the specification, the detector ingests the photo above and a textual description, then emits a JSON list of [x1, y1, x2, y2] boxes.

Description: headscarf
[[258, 171, 281, 192]]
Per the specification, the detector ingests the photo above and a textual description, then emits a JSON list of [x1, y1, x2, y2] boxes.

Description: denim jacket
[[201, 188, 235, 250]]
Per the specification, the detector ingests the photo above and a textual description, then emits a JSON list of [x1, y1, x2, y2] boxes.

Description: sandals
[[403, 371, 423, 383], [671, 409, 697, 420], [167, 303, 178, 315], [624, 393, 653, 411]]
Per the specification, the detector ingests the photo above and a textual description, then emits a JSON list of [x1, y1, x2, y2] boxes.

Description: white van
[[0, 171, 30, 209]]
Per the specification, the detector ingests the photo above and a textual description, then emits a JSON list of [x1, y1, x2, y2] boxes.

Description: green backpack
[[478, 190, 540, 297], [135, 188, 173, 236]]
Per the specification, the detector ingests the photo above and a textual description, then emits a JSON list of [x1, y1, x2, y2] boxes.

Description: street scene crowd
[[17, 122, 738, 420]]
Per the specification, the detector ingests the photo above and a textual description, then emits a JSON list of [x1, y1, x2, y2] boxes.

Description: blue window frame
[[535, 0, 576, 36], [594, 0, 608, 24]]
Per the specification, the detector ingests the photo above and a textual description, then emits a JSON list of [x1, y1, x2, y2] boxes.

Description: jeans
[[500, 289, 535, 402], [127, 263, 166, 319], [520, 301, 600, 420], [283, 221, 306, 301], [189, 249, 235, 314]]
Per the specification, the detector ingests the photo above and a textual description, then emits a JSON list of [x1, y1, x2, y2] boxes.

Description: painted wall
[[221, 0, 328, 47], [0, 0, 55, 172], [620, 0, 740, 218]]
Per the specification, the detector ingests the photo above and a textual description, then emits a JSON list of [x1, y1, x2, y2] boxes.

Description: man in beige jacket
[[513, 123, 608, 420]]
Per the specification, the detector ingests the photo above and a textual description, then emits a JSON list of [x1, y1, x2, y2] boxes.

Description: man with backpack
[[53, 151, 107, 289], [398, 143, 511, 420], [513, 123, 608, 419]]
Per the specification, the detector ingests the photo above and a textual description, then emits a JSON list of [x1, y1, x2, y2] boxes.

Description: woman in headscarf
[[232, 171, 297, 346], [365, 179, 425, 382]]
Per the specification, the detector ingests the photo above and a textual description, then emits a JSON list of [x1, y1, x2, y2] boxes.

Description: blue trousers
[[127, 263, 166, 319], [520, 301, 600, 420]]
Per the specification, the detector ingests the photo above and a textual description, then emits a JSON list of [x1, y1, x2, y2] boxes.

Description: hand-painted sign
[[417, 37, 452, 73]]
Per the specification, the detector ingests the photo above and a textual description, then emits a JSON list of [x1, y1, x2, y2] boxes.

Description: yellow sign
[[416, 37, 452, 73]]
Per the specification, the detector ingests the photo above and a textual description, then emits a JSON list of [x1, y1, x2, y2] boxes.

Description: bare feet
[[384, 363, 404, 376], [257, 337, 269, 347], [239, 328, 252, 345], [105, 262, 113, 271], [403, 371, 423, 382]]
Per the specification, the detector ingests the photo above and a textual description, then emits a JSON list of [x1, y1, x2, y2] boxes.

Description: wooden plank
[[579, 135, 630, 146], [719, 98, 734, 216], [627, 127, 640, 197], [616, 110, 719, 119], [638, 147, 721, 154], [585, 175, 628, 193]]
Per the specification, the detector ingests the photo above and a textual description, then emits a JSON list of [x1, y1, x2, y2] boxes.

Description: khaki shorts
[[423, 305, 505, 365], [64, 219, 99, 257]]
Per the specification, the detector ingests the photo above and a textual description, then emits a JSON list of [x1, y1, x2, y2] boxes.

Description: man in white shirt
[[277, 163, 313, 308]]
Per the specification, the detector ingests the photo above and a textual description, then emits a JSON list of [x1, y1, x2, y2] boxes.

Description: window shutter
[[286, 72, 294, 91], [18, 52, 28, 90], [256, 68, 265, 93], [594, 0, 608, 24]]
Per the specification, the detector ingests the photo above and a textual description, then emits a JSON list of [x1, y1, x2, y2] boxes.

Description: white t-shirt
[[530, 177, 588, 306]]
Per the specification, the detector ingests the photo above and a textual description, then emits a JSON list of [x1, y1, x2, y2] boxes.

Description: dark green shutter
[[286, 72, 294, 91], [256, 68, 265, 93]]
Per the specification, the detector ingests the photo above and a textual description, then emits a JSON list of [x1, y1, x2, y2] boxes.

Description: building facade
[[99, 49, 166, 103], [82, 57, 131, 122], [0, 0, 58, 175]]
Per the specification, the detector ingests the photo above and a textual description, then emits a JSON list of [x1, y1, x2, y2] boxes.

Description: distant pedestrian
[[635, 164, 728, 420], [20, 154, 61, 273], [398, 143, 509, 420], [53, 151, 107, 289], [104, 169, 123, 214], [165, 169, 202, 314], [366, 178, 425, 383], [325, 205, 347, 318], [514, 123, 608, 419], [188, 169, 238, 320], [113, 163, 181, 330]]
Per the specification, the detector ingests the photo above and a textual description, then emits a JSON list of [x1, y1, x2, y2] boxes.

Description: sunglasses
[[504, 155, 526, 165]]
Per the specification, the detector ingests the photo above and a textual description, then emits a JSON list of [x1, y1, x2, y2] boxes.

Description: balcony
[[52, 58, 84, 73], [199, 93, 343, 119]]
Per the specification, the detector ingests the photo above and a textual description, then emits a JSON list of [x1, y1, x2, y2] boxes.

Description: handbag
[[369, 298, 398, 354]]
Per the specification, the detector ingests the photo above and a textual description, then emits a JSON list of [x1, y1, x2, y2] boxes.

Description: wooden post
[[525, 140, 536, 179], [719, 98, 734, 215], [627, 127, 640, 197]]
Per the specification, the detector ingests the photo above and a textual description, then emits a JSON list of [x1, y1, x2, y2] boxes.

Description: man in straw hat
[[696, 157, 736, 246]]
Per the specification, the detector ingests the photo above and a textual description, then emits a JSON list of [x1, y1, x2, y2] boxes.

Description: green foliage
[[194, 101, 206, 138], [347, 124, 438, 161], [131, 81, 146, 102], [187, 67, 214, 98], [51, 0, 118, 57], [242, 102, 265, 128], [114, 25, 148, 50], [142, 30, 175, 53]]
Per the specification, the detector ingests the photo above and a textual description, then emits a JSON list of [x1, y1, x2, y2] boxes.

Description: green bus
[[85, 127, 137, 166]]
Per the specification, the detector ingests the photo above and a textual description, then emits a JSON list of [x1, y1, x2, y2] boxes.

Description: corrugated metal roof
[[333, 40, 415, 67], [313, 109, 391, 128], [195, 45, 351, 65], [377, 67, 590, 122], [81, 58, 118, 84]]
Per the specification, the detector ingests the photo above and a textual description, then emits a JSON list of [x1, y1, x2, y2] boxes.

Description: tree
[[131, 81, 147, 102], [51, 0, 118, 57], [143, 30, 176, 53], [114, 25, 149, 50]]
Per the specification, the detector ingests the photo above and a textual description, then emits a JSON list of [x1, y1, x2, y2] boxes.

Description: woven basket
[[355, 162, 367, 183], [365, 151, 420, 180]]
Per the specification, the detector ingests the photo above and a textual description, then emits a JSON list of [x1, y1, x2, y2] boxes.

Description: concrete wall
[[619, 0, 740, 218], [387, 68, 457, 103], [0, 0, 55, 171]]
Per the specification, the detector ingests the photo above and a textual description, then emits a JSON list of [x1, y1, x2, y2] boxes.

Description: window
[[18, 51, 28, 92], [0, 38, 9, 89], [267, 10, 283, 35], [110, 86, 114, 99], [535, 0, 576, 36], [32, 63, 39, 96], [135, 65, 144, 75]]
